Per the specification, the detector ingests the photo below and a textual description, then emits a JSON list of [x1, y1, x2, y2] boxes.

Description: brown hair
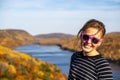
[[77, 19, 106, 38]]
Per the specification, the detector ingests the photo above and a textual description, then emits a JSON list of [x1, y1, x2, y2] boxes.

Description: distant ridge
[[106, 32, 120, 36], [35, 33, 74, 39], [0, 29, 32, 37], [0, 29, 33, 48]]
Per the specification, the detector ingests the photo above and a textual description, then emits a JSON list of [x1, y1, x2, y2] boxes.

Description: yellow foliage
[[18, 52, 32, 60], [0, 45, 13, 54], [49, 74, 54, 79], [0, 78, 9, 80], [31, 58, 39, 65], [33, 78, 43, 80], [53, 72, 67, 80], [8, 65, 16, 74], [0, 62, 9, 76], [31, 66, 39, 73], [38, 71, 44, 78], [38, 60, 44, 65], [8, 52, 19, 58], [14, 75, 26, 80], [0, 45, 67, 80], [15, 36, 24, 41]]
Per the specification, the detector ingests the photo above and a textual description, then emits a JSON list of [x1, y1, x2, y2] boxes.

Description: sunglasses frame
[[81, 33, 100, 44]]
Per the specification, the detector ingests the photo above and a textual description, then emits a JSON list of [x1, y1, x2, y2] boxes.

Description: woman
[[68, 19, 113, 80]]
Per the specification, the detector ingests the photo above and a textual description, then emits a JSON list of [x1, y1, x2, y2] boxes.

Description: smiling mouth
[[83, 43, 92, 49]]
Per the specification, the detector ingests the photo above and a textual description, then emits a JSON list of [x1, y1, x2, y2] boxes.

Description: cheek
[[94, 42, 102, 48]]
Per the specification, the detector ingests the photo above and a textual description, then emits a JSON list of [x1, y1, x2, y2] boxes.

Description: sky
[[0, 0, 120, 35]]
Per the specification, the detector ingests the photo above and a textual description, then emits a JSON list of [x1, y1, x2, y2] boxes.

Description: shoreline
[[22, 43, 120, 67], [58, 44, 120, 66]]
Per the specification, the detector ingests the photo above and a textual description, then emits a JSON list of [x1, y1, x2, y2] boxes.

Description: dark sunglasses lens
[[92, 38, 99, 44], [82, 34, 89, 41]]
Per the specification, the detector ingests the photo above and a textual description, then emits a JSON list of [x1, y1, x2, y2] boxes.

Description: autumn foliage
[[0, 29, 33, 48], [0, 45, 67, 80]]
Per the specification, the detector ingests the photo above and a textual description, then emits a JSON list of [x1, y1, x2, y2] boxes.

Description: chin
[[82, 46, 93, 53]]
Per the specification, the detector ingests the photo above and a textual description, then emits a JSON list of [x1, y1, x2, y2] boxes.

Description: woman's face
[[81, 27, 102, 53]]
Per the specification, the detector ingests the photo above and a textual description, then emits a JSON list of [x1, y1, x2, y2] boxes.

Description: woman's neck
[[83, 50, 100, 56]]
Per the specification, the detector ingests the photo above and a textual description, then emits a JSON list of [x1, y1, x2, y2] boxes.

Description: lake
[[16, 45, 120, 80]]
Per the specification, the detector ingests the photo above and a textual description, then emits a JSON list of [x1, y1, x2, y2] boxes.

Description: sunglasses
[[81, 33, 100, 44]]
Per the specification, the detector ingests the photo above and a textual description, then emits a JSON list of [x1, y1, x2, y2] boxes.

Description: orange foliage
[[0, 45, 67, 80]]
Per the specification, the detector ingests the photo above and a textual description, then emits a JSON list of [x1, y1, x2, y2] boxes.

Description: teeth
[[85, 45, 91, 48], [83, 43, 92, 49], [85, 46, 90, 48]]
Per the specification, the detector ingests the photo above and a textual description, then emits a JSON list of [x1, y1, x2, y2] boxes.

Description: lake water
[[16, 45, 120, 80]]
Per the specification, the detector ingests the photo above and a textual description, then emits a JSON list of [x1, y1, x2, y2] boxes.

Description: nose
[[87, 39, 92, 44]]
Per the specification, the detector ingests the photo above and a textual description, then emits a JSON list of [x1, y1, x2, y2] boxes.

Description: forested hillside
[[0, 29, 67, 80], [0, 45, 67, 80], [0, 29, 33, 48]]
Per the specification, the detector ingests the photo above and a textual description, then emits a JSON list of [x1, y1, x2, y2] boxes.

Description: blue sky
[[0, 0, 120, 35]]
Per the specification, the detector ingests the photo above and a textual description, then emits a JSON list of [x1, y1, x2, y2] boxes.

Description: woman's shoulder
[[95, 54, 110, 64], [72, 51, 83, 57]]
